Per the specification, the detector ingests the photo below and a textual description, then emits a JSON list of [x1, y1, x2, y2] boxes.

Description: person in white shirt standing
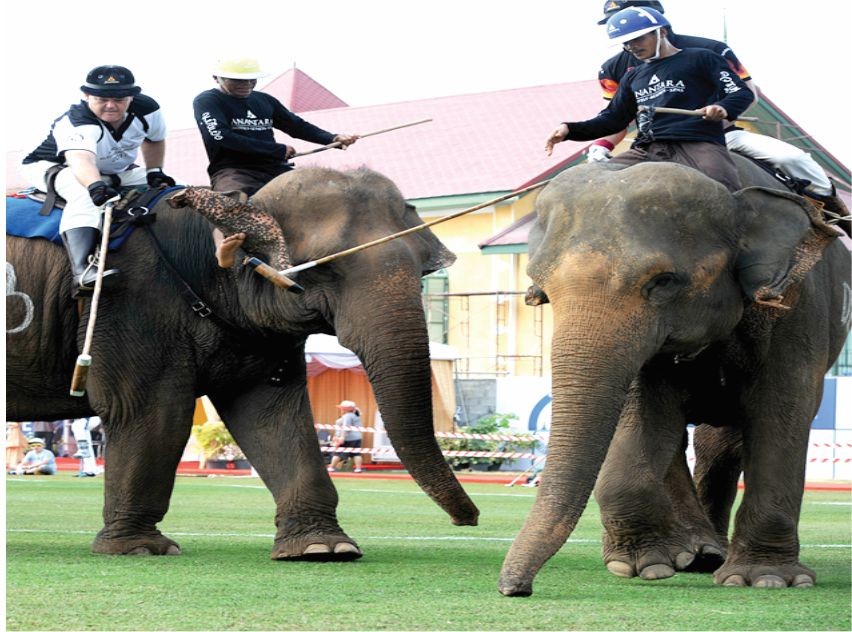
[[71, 416, 103, 477]]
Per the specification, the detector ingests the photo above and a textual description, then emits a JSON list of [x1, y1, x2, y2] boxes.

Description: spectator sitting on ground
[[11, 438, 57, 475]]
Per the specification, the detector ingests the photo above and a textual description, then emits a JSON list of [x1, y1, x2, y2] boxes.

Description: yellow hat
[[213, 58, 267, 80]]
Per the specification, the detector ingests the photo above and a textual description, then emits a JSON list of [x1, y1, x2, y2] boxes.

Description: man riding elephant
[[19, 65, 177, 298], [192, 57, 360, 268], [545, 6, 754, 192], [586, 0, 847, 221]]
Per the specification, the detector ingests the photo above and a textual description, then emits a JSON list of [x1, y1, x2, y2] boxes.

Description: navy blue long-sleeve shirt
[[193, 89, 337, 177], [567, 48, 754, 147]]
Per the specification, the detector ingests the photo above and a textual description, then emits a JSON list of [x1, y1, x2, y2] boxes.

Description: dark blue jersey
[[598, 31, 751, 100], [193, 89, 337, 176], [567, 48, 753, 146]]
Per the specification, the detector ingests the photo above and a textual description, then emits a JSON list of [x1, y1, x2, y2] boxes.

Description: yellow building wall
[[425, 190, 553, 377]]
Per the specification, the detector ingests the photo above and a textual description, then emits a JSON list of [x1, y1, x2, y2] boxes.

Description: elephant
[[498, 156, 850, 596], [6, 166, 479, 558]]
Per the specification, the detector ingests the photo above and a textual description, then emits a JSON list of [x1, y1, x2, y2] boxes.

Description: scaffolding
[[423, 291, 545, 377]]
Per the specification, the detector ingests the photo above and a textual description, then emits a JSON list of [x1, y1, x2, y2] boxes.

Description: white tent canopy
[[305, 334, 459, 373]]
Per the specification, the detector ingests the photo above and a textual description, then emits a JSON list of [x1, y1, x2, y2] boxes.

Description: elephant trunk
[[499, 302, 649, 596], [338, 301, 479, 526]]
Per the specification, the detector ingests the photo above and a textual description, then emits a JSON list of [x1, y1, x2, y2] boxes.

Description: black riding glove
[[146, 168, 176, 188], [87, 181, 120, 207]]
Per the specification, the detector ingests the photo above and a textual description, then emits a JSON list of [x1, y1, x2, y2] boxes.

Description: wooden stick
[[291, 118, 433, 158], [245, 257, 304, 293], [278, 179, 551, 276], [637, 105, 758, 122], [70, 198, 117, 397]]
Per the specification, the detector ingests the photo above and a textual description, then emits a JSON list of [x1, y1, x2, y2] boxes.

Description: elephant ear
[[403, 202, 456, 275], [524, 216, 549, 305], [734, 186, 840, 309]]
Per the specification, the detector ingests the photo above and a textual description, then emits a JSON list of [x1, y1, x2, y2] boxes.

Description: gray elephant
[[6, 166, 479, 558], [498, 157, 849, 596]]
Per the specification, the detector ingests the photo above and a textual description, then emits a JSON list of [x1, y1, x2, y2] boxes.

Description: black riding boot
[[60, 227, 120, 299]]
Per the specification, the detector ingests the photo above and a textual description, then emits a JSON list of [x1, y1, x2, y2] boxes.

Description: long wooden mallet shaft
[[70, 198, 117, 397], [278, 179, 551, 276], [291, 118, 433, 158], [637, 105, 758, 121]]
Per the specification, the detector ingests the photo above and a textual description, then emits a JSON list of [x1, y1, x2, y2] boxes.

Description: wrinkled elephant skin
[[499, 158, 849, 596], [6, 167, 478, 561]]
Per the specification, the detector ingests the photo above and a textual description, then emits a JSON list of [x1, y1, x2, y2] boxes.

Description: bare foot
[[216, 232, 246, 268]]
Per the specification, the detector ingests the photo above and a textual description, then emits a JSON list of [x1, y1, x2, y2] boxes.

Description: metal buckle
[[127, 206, 150, 217], [191, 301, 212, 318]]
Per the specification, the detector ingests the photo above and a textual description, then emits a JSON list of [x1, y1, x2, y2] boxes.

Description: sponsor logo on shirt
[[718, 70, 742, 95], [201, 112, 223, 141], [634, 78, 686, 101], [246, 110, 257, 119], [231, 117, 273, 131]]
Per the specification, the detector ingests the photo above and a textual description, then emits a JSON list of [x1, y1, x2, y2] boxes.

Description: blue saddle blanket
[[5, 187, 181, 250]]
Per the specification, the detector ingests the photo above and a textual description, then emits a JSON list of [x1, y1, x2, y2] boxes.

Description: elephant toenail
[[166, 545, 182, 555], [722, 575, 746, 586], [606, 561, 635, 578], [127, 547, 152, 555], [303, 543, 331, 555], [793, 574, 814, 588], [639, 564, 675, 580], [675, 552, 695, 569], [753, 575, 785, 588], [333, 542, 360, 555]]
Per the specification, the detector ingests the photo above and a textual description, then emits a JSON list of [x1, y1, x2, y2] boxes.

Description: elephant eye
[[642, 272, 686, 305]]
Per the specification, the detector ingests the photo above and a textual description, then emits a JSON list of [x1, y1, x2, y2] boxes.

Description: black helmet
[[80, 65, 142, 98], [597, 0, 665, 25]]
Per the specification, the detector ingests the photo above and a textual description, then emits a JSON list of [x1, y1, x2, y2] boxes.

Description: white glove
[[586, 144, 612, 163]]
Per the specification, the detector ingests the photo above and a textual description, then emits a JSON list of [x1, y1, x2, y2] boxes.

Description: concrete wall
[[455, 379, 497, 426]]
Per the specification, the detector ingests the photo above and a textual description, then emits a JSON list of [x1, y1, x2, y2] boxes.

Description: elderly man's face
[[85, 95, 133, 126]]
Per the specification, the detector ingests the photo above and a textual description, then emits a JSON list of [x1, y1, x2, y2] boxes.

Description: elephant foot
[[681, 543, 726, 573], [714, 560, 815, 588], [602, 529, 725, 580], [92, 532, 181, 556], [271, 534, 362, 562]]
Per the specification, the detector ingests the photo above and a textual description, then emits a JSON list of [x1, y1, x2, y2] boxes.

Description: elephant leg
[[92, 392, 194, 556], [596, 379, 721, 580], [662, 433, 726, 573], [713, 370, 818, 588], [212, 379, 361, 562], [693, 424, 742, 546]]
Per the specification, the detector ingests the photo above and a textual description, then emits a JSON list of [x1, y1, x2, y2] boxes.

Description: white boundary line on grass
[[6, 528, 850, 547]]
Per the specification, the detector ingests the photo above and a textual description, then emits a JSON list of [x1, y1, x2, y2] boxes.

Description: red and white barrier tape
[[320, 446, 540, 460]]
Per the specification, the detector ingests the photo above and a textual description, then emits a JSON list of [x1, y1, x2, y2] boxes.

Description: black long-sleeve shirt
[[193, 89, 336, 177], [567, 48, 754, 147]]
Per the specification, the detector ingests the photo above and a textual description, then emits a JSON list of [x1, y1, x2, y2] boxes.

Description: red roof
[[287, 80, 604, 200], [262, 67, 349, 112]]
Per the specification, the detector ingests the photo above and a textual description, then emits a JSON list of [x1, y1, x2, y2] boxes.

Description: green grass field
[[6, 474, 851, 631]]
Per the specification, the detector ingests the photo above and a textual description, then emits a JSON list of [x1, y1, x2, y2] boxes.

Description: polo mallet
[[505, 456, 544, 487], [290, 118, 433, 159], [275, 179, 552, 278], [70, 196, 118, 397]]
